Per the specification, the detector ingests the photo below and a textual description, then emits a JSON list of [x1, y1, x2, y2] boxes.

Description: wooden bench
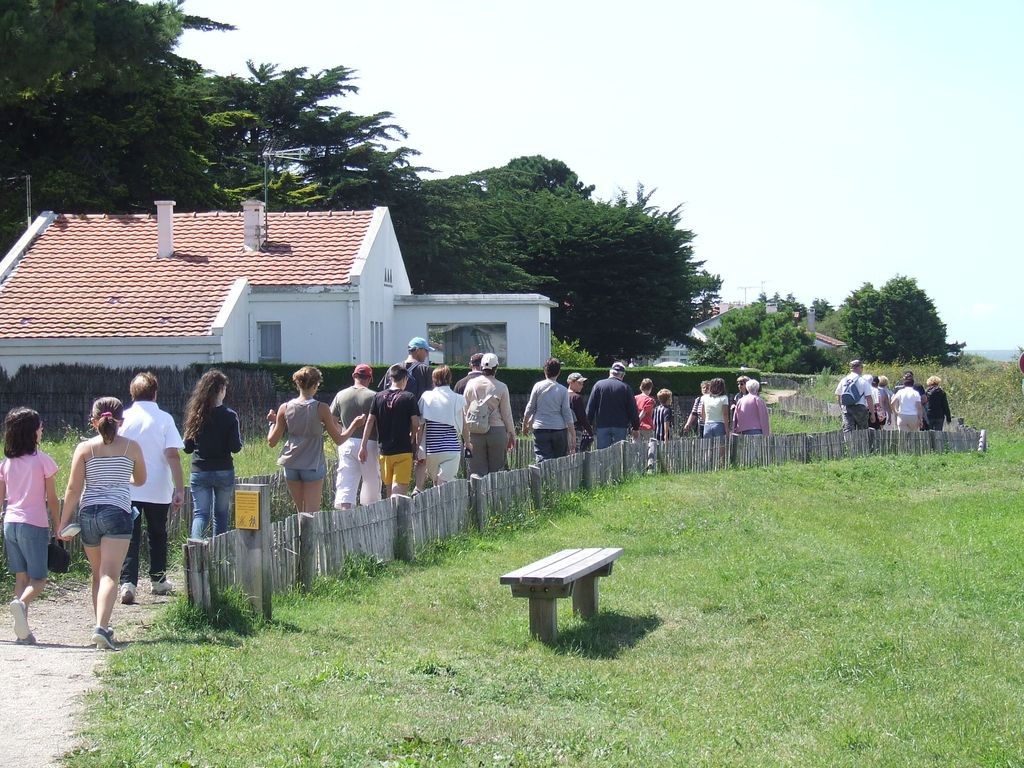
[[500, 547, 623, 643]]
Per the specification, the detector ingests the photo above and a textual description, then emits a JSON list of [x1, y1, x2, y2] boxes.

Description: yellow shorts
[[379, 452, 413, 487]]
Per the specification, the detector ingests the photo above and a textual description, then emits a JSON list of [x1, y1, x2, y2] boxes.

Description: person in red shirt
[[635, 378, 655, 441]]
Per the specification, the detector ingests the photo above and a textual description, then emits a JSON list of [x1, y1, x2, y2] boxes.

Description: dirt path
[[0, 578, 173, 767], [762, 388, 796, 405]]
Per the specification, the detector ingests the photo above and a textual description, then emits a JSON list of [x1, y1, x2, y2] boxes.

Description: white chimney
[[808, 306, 817, 333], [242, 199, 265, 251], [155, 200, 175, 257]]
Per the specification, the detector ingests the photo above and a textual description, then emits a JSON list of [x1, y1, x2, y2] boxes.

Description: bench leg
[[528, 597, 558, 643], [572, 574, 599, 618]]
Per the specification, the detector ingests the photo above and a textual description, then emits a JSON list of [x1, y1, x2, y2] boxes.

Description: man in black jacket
[[586, 362, 640, 449]]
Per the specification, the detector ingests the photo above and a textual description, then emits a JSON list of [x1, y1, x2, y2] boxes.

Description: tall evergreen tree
[[840, 276, 948, 361]]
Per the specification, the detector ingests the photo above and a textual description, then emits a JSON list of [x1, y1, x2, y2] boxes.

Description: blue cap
[[408, 337, 435, 351]]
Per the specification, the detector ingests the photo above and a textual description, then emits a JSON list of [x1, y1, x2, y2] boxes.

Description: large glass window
[[427, 323, 507, 366]]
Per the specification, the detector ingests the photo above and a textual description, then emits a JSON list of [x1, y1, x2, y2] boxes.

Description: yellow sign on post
[[234, 489, 261, 530]]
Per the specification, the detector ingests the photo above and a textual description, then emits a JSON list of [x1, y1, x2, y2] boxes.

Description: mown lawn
[[68, 437, 1024, 767]]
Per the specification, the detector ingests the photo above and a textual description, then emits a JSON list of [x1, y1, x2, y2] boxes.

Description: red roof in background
[[0, 210, 374, 339]]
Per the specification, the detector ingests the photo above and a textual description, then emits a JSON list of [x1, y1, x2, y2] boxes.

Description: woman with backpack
[[462, 353, 516, 476]]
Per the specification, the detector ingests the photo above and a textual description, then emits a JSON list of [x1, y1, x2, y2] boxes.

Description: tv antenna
[[261, 146, 309, 210]]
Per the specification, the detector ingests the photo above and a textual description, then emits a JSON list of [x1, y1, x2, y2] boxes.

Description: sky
[[176, 0, 1024, 351]]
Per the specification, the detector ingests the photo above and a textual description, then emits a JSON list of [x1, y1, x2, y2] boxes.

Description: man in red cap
[[329, 364, 380, 509]]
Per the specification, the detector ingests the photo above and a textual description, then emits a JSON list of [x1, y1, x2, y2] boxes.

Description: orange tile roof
[[813, 332, 847, 347], [0, 210, 373, 339]]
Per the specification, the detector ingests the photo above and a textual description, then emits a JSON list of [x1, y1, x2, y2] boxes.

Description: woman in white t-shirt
[[890, 375, 924, 432], [700, 377, 731, 437]]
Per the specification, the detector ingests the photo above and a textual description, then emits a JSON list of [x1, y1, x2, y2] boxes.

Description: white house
[[0, 201, 554, 373]]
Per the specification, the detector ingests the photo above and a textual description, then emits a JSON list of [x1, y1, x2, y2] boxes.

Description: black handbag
[[47, 537, 71, 574]]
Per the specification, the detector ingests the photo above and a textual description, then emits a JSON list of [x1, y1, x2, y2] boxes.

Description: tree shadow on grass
[[554, 611, 662, 659]]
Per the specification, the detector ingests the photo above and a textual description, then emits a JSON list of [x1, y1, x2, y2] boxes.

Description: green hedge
[[223, 362, 762, 397]]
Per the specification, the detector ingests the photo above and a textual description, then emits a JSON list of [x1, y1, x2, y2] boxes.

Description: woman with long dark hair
[[183, 370, 243, 539], [59, 398, 146, 650]]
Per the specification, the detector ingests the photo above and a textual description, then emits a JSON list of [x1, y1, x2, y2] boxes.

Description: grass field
[[64, 434, 1024, 767]]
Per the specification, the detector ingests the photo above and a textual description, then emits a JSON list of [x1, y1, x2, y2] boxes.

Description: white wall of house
[[350, 208, 409, 365], [0, 337, 222, 374], [213, 278, 251, 363], [393, 294, 554, 368], [243, 288, 358, 365]]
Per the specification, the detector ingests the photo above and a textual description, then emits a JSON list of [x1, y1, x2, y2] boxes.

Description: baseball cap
[[353, 364, 373, 378], [610, 362, 627, 375], [481, 352, 499, 370], [849, 359, 863, 368], [567, 372, 587, 383], [408, 337, 435, 351]]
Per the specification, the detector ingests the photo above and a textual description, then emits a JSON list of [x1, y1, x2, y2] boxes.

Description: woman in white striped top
[[59, 398, 146, 650], [417, 366, 468, 486]]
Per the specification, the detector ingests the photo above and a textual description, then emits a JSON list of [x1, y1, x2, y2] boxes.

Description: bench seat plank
[[499, 548, 587, 583], [500, 547, 622, 586]]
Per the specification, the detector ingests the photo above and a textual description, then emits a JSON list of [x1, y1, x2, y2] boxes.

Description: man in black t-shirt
[[360, 365, 421, 498]]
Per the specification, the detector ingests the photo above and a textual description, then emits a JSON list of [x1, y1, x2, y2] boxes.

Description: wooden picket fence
[[182, 424, 984, 616]]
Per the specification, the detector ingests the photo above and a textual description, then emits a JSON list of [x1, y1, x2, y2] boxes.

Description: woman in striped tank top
[[59, 397, 146, 650]]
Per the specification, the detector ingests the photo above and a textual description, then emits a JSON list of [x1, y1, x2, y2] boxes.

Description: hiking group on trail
[[835, 359, 952, 434], [2, 346, 955, 647]]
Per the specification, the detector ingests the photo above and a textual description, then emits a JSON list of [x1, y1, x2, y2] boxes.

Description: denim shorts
[[283, 464, 327, 482], [3, 521, 49, 580], [79, 504, 134, 547]]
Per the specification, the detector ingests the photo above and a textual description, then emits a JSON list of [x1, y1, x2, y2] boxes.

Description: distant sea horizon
[[965, 349, 1019, 362]]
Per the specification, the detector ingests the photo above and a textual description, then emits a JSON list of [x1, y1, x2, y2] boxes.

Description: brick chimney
[[242, 199, 265, 251], [155, 200, 175, 257]]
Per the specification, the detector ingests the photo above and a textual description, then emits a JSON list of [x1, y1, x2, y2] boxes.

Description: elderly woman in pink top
[[733, 379, 771, 436]]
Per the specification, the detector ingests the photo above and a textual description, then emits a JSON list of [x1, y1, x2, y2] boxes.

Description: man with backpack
[[834, 359, 875, 432]]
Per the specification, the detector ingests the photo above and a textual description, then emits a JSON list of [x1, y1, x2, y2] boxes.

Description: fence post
[[182, 538, 211, 614], [235, 482, 272, 620], [581, 451, 594, 490], [529, 464, 543, 510], [469, 474, 488, 530], [393, 494, 415, 561], [297, 511, 318, 593]]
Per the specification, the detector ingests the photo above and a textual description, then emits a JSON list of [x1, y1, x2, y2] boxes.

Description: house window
[[370, 320, 384, 363], [383, 268, 393, 287], [257, 322, 281, 363], [427, 323, 507, 366]]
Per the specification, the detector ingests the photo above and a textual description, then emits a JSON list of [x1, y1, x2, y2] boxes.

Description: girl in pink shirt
[[0, 407, 59, 643]]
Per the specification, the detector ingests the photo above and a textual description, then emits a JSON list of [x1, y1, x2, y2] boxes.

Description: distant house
[[810, 332, 847, 351], [0, 201, 554, 373], [652, 303, 847, 364]]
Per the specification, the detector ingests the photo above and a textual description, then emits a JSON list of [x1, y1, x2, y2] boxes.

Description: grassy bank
[[66, 436, 1024, 767]]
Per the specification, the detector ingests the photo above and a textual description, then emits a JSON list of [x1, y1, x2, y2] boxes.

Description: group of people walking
[[835, 359, 952, 433], [1, 344, 817, 647]]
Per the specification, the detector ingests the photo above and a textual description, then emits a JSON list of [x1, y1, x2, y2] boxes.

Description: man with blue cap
[[379, 337, 435, 493], [379, 337, 435, 399]]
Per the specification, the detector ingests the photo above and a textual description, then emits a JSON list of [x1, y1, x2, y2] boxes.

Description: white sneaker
[[119, 583, 136, 605], [151, 580, 173, 596], [9, 599, 30, 640]]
